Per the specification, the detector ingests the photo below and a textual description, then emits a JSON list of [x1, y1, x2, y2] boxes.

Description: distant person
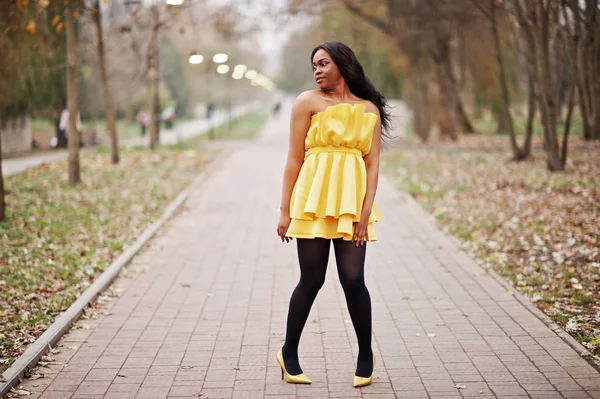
[[58, 107, 83, 147], [162, 106, 176, 129], [276, 41, 392, 388], [273, 101, 281, 115], [206, 103, 215, 120], [136, 109, 151, 136]]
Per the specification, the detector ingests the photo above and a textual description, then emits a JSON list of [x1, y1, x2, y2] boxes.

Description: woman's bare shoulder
[[363, 101, 380, 116], [295, 90, 321, 104], [293, 90, 321, 113]]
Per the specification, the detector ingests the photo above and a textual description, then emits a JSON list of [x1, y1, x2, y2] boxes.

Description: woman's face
[[312, 49, 341, 90]]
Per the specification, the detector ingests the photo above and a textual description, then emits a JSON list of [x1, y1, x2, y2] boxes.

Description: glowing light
[[213, 53, 228, 63], [217, 64, 230, 74], [234, 64, 248, 74], [245, 69, 258, 80], [188, 54, 204, 64]]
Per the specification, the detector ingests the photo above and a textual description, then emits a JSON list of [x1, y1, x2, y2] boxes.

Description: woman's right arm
[[277, 93, 312, 242]]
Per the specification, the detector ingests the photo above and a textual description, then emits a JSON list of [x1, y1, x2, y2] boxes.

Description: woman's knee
[[340, 273, 364, 292], [299, 275, 326, 294]]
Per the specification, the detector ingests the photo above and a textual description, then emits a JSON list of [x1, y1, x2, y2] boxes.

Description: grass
[[478, 111, 584, 138], [185, 109, 269, 146], [91, 119, 141, 140], [30, 119, 54, 131], [406, 106, 586, 141]]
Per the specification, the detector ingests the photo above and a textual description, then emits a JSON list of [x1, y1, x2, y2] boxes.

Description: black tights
[[282, 238, 373, 377]]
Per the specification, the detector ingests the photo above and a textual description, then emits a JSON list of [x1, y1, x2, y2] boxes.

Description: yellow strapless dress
[[285, 102, 382, 241]]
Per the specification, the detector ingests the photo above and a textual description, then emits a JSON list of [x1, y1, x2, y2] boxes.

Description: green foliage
[[159, 36, 190, 117], [0, 1, 75, 119], [277, 4, 403, 97]]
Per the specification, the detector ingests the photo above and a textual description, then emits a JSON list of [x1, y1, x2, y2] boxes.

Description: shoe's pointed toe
[[287, 373, 312, 384], [353, 375, 372, 387]]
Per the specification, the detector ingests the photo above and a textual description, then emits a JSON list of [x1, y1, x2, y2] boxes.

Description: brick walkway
[[19, 102, 600, 399]]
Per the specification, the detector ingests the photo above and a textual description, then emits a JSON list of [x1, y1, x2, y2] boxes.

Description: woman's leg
[[332, 239, 373, 377], [282, 238, 331, 375]]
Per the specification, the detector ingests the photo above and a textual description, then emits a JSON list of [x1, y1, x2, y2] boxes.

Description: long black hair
[[311, 41, 392, 137]]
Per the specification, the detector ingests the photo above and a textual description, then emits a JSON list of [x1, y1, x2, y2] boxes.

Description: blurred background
[[1, 0, 599, 160]]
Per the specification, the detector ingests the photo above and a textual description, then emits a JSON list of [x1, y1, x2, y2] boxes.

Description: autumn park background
[[0, 0, 599, 396]]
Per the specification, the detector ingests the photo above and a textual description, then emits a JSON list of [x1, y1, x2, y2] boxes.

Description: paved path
[[121, 103, 259, 148], [2, 104, 257, 177], [18, 102, 600, 398], [2, 150, 72, 177]]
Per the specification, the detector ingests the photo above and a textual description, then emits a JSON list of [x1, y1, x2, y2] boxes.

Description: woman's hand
[[352, 217, 369, 247], [277, 212, 293, 243]]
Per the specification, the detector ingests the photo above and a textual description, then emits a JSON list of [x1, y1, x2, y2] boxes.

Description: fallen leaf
[[10, 388, 32, 396], [25, 20, 36, 35]]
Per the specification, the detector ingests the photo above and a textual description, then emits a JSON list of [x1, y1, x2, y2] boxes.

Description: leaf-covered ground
[[0, 147, 219, 374], [382, 135, 600, 361]]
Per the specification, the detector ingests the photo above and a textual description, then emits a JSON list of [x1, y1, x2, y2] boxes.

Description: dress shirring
[[285, 102, 381, 242]]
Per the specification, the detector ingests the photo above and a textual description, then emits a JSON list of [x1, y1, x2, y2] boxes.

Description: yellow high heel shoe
[[276, 348, 312, 384], [353, 354, 376, 388]]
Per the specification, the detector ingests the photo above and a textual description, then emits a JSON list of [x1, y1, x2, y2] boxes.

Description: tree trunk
[[0, 127, 5, 222], [593, 12, 600, 140], [570, 1, 594, 140], [495, 109, 511, 134], [147, 6, 159, 151], [426, 0, 475, 135], [94, 0, 119, 164], [491, 0, 521, 159], [516, 0, 562, 171], [594, 72, 600, 140], [411, 62, 431, 142], [561, 81, 576, 167], [440, 49, 475, 134], [433, 61, 458, 140], [581, 2, 597, 140], [513, 0, 536, 160], [536, 3, 563, 171], [66, 0, 81, 184], [522, 67, 536, 159]]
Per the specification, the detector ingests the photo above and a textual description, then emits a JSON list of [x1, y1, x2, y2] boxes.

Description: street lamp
[[213, 53, 228, 63], [188, 52, 204, 65], [216, 64, 230, 74], [245, 69, 258, 80], [234, 64, 247, 74]]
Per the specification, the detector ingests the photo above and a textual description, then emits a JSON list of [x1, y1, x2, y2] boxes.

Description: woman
[[276, 41, 392, 388]]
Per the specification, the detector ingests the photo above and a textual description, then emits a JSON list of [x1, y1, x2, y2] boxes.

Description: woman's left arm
[[353, 110, 382, 245]]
